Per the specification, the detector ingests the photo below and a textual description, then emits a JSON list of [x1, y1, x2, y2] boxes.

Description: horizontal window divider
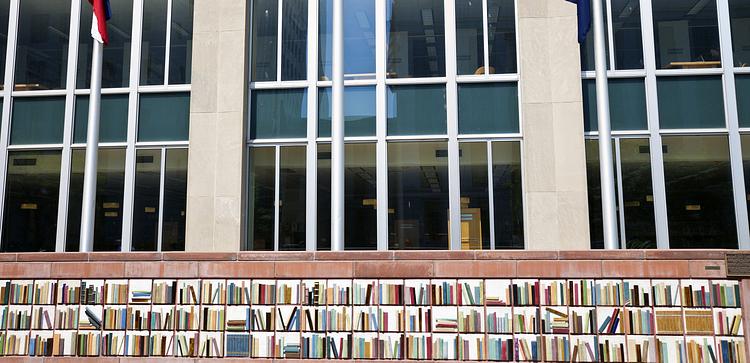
[[317, 79, 377, 88], [315, 137, 378, 143], [6, 144, 64, 150], [137, 84, 192, 93], [738, 128, 750, 134], [134, 141, 189, 147], [736, 68, 750, 74], [71, 143, 129, 149], [654, 68, 724, 77], [384, 77, 447, 86], [73, 88, 131, 95], [456, 133, 523, 140], [455, 74, 519, 83], [581, 70, 647, 79], [248, 138, 309, 145], [384, 135, 449, 141], [659, 128, 730, 135], [10, 90, 67, 97], [249, 81, 310, 89], [584, 130, 650, 137]]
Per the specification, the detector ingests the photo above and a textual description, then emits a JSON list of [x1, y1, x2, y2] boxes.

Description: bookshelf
[[486, 306, 512, 334], [432, 306, 458, 333], [458, 333, 485, 360], [542, 334, 570, 362], [570, 307, 596, 335], [715, 337, 746, 363], [515, 334, 541, 361], [681, 279, 713, 308], [174, 331, 199, 357], [432, 332, 458, 359], [684, 308, 714, 335], [624, 279, 652, 307], [152, 279, 176, 305], [328, 279, 353, 306], [379, 279, 404, 305], [625, 307, 654, 335], [225, 306, 250, 332], [655, 308, 685, 335], [352, 332, 378, 359], [513, 307, 540, 334], [302, 279, 326, 306], [714, 308, 743, 336], [128, 280, 152, 305], [627, 336, 656, 362], [125, 330, 150, 356], [542, 279, 569, 306], [596, 280, 623, 306], [542, 306, 569, 334], [380, 305, 404, 332], [327, 331, 353, 359], [487, 334, 514, 361], [226, 279, 251, 305], [224, 332, 249, 357], [458, 306, 484, 333], [653, 280, 681, 307], [685, 336, 717, 363], [598, 335, 626, 362], [56, 280, 81, 305], [405, 306, 432, 332], [353, 279, 377, 305], [405, 280, 430, 306], [569, 279, 596, 307], [379, 332, 403, 359], [149, 331, 174, 356], [104, 280, 128, 305], [512, 279, 539, 306], [353, 305, 379, 332], [250, 331, 275, 358], [459, 279, 484, 306], [431, 279, 457, 306], [301, 331, 325, 358], [712, 280, 741, 309], [597, 307, 624, 335], [656, 336, 686, 362], [33, 280, 56, 305], [176, 280, 200, 305], [201, 280, 227, 305], [570, 334, 598, 362], [199, 331, 223, 357], [486, 279, 512, 307]]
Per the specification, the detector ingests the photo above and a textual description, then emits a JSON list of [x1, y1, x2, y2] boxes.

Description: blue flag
[[567, 0, 591, 44]]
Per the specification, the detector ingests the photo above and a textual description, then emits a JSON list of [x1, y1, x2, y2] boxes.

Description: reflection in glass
[[387, 0, 446, 78], [251, 0, 278, 81], [11, 97, 66, 145], [492, 141, 524, 249], [281, 0, 308, 81], [619, 138, 656, 249], [140, 0, 168, 85], [162, 148, 188, 251], [138, 93, 190, 142], [581, 0, 608, 71], [0, 151, 61, 252], [611, 0, 644, 69], [250, 88, 308, 139], [582, 78, 648, 132], [279, 146, 307, 250], [487, 0, 517, 74], [14, 0, 70, 90], [169, 0, 194, 84], [388, 142, 449, 250], [132, 149, 162, 251], [730, 0, 750, 67], [458, 83, 518, 134], [0, 0, 12, 88], [66, 149, 127, 252], [739, 75, 750, 127], [459, 143, 490, 250], [586, 139, 619, 249], [387, 85, 446, 136], [663, 136, 737, 249], [455, 0, 484, 75], [318, 86, 376, 137], [742, 136, 750, 235], [657, 76, 724, 129], [248, 147, 276, 251], [74, 95, 130, 143], [652, 0, 721, 69], [317, 144, 378, 250], [319, 0, 376, 80], [78, 0, 133, 88]]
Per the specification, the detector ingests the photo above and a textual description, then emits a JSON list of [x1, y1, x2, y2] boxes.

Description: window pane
[[387, 0, 446, 78], [138, 93, 190, 141], [455, 0, 484, 75], [459, 143, 490, 250], [730, 0, 750, 67], [581, 0, 609, 71], [458, 83, 518, 134], [318, 86, 376, 137], [319, 0, 376, 80], [251, 0, 278, 82], [66, 148, 127, 252], [279, 146, 306, 250], [169, 0, 194, 84], [0, 0, 11, 89], [619, 138, 656, 249], [14, 0, 70, 90], [162, 148, 188, 251], [487, 0, 517, 74], [663, 135, 737, 249], [387, 85, 446, 136], [652, 0, 721, 69], [492, 141, 524, 249], [388, 142, 449, 250], [78, 0, 133, 88], [657, 76, 724, 129], [583, 78, 648, 132], [250, 88, 307, 139], [74, 94, 129, 143], [610, 0, 644, 69], [131, 149, 161, 251], [0, 151, 61, 252], [248, 147, 276, 251], [586, 139, 620, 249], [742, 135, 750, 234], [738, 75, 750, 127], [281, 0, 307, 81], [317, 143, 378, 250], [140, 0, 168, 85], [11, 97, 66, 145]]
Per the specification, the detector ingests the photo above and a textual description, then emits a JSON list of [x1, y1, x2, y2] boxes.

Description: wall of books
[[0, 278, 745, 362]]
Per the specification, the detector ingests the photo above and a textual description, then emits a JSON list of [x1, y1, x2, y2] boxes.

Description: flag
[[89, 0, 112, 45], [567, 0, 591, 44]]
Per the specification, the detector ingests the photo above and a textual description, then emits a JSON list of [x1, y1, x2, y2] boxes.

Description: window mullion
[[605, 0, 616, 70], [305, 0, 318, 251], [0, 0, 19, 249], [163, 0, 173, 86], [274, 145, 281, 251], [482, 0, 489, 74], [614, 138, 626, 248], [486, 141, 496, 250], [156, 147, 167, 251], [375, 0, 388, 251], [445, 0, 461, 250], [277, 0, 284, 82]]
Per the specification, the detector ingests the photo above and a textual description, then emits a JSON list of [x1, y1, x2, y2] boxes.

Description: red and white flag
[[89, 0, 111, 45]]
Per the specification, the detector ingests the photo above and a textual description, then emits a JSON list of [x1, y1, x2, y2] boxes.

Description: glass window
[[251, 0, 278, 82], [131, 149, 161, 251], [281, 0, 308, 81], [318, 86, 376, 137], [248, 147, 276, 251], [487, 0, 517, 74], [317, 143, 378, 250], [66, 148, 127, 252], [730, 0, 750, 67], [387, 0, 446, 78], [319, 0, 376, 80], [138, 93, 190, 142], [611, 0, 644, 69], [459, 143, 491, 250], [491, 141, 524, 249], [77, 0, 133, 89], [0, 151, 61, 252], [739, 75, 750, 127], [14, 0, 71, 90], [250, 88, 308, 139], [140, 0, 168, 85], [663, 135, 737, 249], [74, 94, 129, 143], [388, 142, 449, 250], [742, 135, 750, 232], [169, 0, 194, 84], [652, 0, 721, 69], [458, 83, 518, 134], [581, 0, 609, 71], [583, 78, 648, 132], [586, 139, 619, 249], [162, 148, 187, 251], [0, 0, 11, 88], [455, 0, 484, 75], [657, 76, 725, 129], [387, 85, 446, 136], [279, 146, 306, 250], [619, 138, 656, 249], [11, 97, 66, 145]]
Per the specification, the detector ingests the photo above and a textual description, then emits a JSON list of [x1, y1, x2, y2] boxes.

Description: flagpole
[[79, 39, 104, 252], [591, 0, 618, 249], [330, 0, 345, 251]]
